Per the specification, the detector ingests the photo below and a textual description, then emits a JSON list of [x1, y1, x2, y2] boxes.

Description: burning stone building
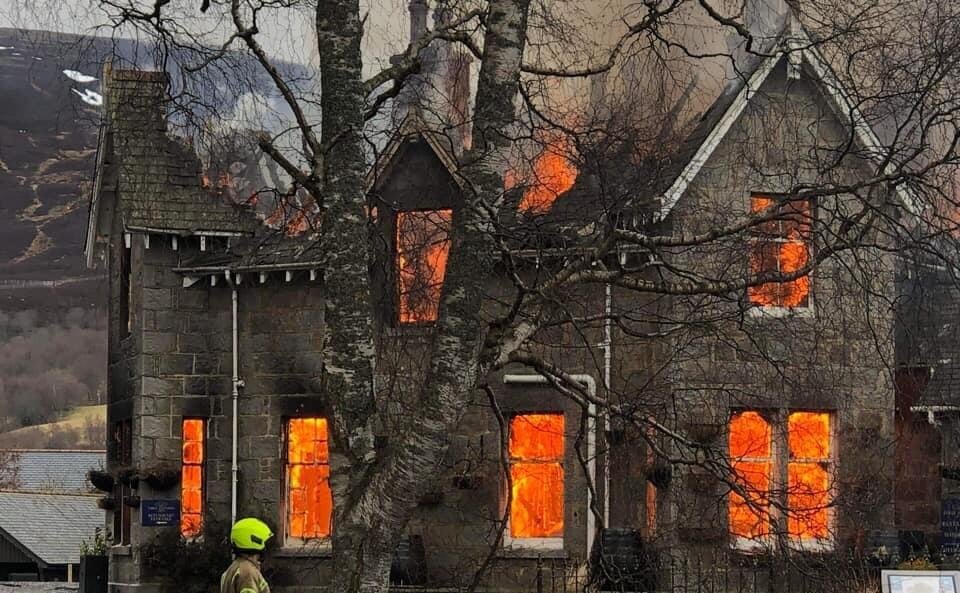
[[83, 8, 946, 593]]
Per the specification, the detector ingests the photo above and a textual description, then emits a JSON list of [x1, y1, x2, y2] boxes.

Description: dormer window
[[396, 209, 452, 324]]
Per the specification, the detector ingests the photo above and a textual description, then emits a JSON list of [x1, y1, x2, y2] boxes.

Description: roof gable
[[365, 113, 464, 194], [658, 21, 917, 220]]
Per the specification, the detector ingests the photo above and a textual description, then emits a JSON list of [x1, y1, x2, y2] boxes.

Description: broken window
[[285, 418, 333, 543], [180, 419, 204, 538], [508, 414, 565, 541], [112, 419, 132, 545], [748, 195, 812, 308], [396, 209, 452, 323], [728, 410, 833, 549]]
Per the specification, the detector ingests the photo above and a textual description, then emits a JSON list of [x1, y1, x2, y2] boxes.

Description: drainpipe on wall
[[227, 274, 244, 525], [502, 373, 598, 556], [602, 283, 612, 528]]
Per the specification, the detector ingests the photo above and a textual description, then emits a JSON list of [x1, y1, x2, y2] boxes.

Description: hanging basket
[[96, 496, 116, 511], [141, 465, 181, 491], [115, 466, 139, 488], [87, 470, 115, 493], [123, 495, 141, 509]]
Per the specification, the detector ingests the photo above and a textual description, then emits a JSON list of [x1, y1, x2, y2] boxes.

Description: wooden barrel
[[390, 535, 427, 586]]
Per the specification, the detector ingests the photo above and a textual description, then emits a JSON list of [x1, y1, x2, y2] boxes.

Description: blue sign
[[942, 498, 960, 556], [141, 500, 180, 527]]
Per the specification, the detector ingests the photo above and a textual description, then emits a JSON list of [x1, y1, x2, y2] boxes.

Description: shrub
[[140, 521, 232, 593]]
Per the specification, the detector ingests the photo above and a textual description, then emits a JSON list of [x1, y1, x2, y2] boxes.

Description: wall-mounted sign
[[882, 571, 960, 593], [141, 500, 180, 527], [943, 498, 960, 556]]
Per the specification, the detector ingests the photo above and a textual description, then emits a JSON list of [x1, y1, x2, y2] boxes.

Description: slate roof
[[104, 67, 258, 235], [11, 450, 104, 494], [0, 492, 102, 566]]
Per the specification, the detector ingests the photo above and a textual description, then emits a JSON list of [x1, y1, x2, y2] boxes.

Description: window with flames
[[181, 419, 204, 537], [729, 410, 833, 549], [396, 209, 452, 324], [508, 414, 565, 543], [748, 195, 812, 308], [285, 418, 333, 543]]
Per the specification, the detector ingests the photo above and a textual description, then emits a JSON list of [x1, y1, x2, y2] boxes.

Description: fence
[[493, 552, 882, 593]]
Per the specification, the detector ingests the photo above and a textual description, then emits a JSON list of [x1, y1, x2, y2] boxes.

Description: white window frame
[[729, 410, 836, 553], [502, 413, 565, 551], [282, 418, 333, 551], [746, 194, 815, 317]]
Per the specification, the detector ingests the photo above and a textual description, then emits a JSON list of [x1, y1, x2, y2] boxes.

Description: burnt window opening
[[119, 242, 132, 338], [285, 418, 333, 545], [396, 209, 452, 324], [728, 410, 833, 551], [112, 419, 133, 545], [507, 413, 565, 543], [180, 419, 204, 538], [748, 195, 812, 309]]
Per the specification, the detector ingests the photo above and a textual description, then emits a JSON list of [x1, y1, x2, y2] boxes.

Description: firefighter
[[221, 518, 273, 593]]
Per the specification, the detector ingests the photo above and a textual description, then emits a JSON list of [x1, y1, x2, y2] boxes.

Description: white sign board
[[882, 571, 960, 593]]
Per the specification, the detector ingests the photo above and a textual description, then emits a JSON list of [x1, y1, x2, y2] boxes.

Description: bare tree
[[20, 0, 960, 590]]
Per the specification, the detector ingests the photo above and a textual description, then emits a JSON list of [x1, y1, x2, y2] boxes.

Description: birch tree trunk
[[318, 2, 532, 592]]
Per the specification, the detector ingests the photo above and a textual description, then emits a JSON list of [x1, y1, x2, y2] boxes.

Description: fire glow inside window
[[748, 195, 812, 308], [180, 419, 204, 537], [728, 410, 833, 549], [508, 414, 564, 540], [396, 209, 452, 324], [728, 411, 771, 542], [787, 412, 831, 542], [286, 418, 333, 542]]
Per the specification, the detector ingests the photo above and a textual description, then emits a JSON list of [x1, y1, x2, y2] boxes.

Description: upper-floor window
[[728, 410, 833, 551], [285, 417, 333, 546], [180, 418, 205, 538], [748, 195, 812, 309], [507, 413, 565, 547], [396, 209, 452, 324]]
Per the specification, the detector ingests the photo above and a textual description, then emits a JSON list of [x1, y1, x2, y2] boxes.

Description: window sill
[[384, 325, 436, 337], [275, 545, 332, 558], [746, 305, 814, 319], [110, 545, 132, 557], [499, 541, 566, 559]]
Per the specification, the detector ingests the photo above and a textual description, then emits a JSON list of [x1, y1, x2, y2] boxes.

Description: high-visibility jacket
[[221, 556, 270, 593]]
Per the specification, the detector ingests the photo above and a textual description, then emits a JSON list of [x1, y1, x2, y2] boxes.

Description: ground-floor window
[[507, 413, 565, 547], [285, 417, 333, 546], [180, 418, 205, 537], [728, 410, 833, 551]]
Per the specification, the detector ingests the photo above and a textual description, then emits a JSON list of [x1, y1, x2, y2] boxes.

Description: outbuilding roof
[[0, 491, 102, 566], [10, 450, 104, 494]]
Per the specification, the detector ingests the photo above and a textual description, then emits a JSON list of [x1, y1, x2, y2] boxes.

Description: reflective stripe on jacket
[[221, 556, 270, 593]]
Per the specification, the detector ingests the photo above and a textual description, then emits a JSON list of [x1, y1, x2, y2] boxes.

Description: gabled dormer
[[366, 115, 465, 327]]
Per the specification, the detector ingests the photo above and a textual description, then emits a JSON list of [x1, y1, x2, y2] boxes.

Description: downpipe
[[228, 277, 244, 525], [502, 373, 598, 556]]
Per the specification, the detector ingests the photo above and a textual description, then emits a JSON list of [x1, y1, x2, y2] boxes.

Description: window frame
[[394, 208, 453, 326], [180, 418, 205, 539], [502, 412, 565, 551], [282, 417, 333, 551], [746, 193, 815, 317], [727, 409, 836, 554]]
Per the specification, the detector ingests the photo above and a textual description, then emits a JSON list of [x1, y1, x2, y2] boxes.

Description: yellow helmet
[[230, 518, 273, 552]]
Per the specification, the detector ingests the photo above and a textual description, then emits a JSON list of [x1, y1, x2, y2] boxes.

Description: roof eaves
[[657, 52, 782, 221]]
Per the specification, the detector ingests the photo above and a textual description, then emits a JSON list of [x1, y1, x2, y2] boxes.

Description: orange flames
[[748, 196, 811, 308], [397, 210, 452, 323], [509, 414, 564, 539], [180, 419, 204, 537], [287, 418, 333, 539], [506, 134, 578, 215], [729, 411, 771, 540], [787, 412, 830, 540], [728, 411, 832, 542]]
